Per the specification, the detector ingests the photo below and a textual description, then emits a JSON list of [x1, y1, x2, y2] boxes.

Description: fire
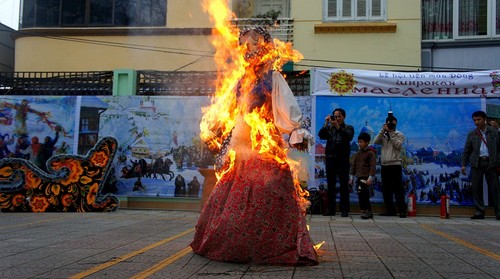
[[200, 0, 308, 206], [313, 241, 326, 250]]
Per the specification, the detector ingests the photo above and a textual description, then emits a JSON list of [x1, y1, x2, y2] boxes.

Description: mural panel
[[92, 96, 213, 198], [0, 96, 76, 167]]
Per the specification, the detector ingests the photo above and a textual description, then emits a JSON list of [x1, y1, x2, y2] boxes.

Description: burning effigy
[[190, 0, 318, 265]]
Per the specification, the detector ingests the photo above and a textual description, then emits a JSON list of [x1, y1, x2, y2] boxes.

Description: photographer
[[373, 112, 406, 218], [318, 108, 354, 217]]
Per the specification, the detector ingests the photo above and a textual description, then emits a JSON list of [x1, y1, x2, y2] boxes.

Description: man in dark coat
[[174, 174, 187, 197], [461, 110, 500, 220], [317, 108, 354, 217], [187, 176, 201, 198]]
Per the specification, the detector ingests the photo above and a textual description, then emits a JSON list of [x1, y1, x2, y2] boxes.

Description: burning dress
[[190, 26, 318, 265]]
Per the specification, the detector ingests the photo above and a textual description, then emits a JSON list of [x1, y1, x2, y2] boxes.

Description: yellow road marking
[[68, 228, 195, 279], [130, 246, 193, 279], [421, 224, 500, 261]]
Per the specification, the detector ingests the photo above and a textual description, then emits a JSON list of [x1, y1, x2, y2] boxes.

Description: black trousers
[[325, 157, 350, 214], [381, 165, 405, 214], [356, 177, 372, 212], [470, 160, 499, 216]]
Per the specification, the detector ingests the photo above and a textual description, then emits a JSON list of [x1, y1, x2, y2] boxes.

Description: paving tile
[[0, 266, 55, 278]]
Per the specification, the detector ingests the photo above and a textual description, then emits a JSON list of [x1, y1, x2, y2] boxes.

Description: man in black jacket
[[461, 110, 500, 220], [318, 108, 354, 217]]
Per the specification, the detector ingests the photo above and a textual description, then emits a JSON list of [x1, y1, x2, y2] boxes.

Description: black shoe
[[399, 213, 407, 218], [470, 215, 485, 219], [496, 216, 500, 220], [341, 211, 348, 217], [361, 212, 373, 219], [379, 212, 397, 216]]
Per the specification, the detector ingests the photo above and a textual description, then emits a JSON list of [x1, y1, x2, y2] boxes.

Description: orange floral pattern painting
[[0, 137, 119, 212]]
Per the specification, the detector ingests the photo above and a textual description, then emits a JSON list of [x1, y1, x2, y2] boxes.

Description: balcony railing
[[0, 71, 113, 95], [231, 18, 294, 43]]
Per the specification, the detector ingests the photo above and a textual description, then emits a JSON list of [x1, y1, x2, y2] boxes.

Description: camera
[[383, 131, 390, 139], [386, 111, 396, 123], [385, 111, 397, 131]]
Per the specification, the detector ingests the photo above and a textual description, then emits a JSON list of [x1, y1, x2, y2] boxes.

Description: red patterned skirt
[[190, 156, 318, 265]]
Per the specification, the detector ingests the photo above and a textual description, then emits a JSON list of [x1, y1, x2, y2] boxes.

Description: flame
[[313, 241, 326, 250], [215, 149, 235, 181], [200, 0, 308, 207], [199, 0, 243, 151]]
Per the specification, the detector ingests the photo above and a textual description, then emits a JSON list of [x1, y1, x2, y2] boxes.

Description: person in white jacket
[[373, 112, 406, 218]]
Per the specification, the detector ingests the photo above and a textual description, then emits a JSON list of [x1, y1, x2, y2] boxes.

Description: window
[[21, 0, 167, 28], [37, 0, 60, 27], [497, 0, 500, 34], [255, 0, 289, 17], [90, 0, 113, 25], [21, 0, 36, 28], [324, 0, 386, 21], [62, 0, 86, 26], [422, 0, 500, 40], [81, 118, 89, 131], [114, 0, 167, 27]]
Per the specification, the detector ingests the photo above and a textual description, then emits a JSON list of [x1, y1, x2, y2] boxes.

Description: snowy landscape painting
[[93, 96, 213, 199], [314, 96, 482, 206]]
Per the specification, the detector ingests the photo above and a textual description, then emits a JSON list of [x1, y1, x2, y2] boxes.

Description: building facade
[[15, 0, 214, 72], [292, 0, 421, 71], [421, 0, 500, 71], [14, 0, 422, 73]]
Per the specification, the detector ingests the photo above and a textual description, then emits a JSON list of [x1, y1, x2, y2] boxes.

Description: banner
[[312, 68, 500, 97]]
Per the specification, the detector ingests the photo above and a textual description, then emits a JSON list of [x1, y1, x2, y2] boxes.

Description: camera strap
[[475, 128, 488, 146]]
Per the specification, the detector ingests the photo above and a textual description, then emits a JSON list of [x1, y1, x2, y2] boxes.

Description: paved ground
[[0, 209, 498, 279]]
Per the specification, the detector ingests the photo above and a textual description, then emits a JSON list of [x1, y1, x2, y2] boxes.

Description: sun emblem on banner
[[327, 70, 357, 95]]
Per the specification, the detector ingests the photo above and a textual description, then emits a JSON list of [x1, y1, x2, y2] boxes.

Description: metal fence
[[284, 71, 310, 96], [137, 71, 217, 96], [0, 70, 309, 96], [0, 71, 113, 95], [137, 70, 309, 96]]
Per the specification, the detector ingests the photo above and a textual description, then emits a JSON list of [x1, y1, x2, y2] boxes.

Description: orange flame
[[314, 241, 326, 250], [201, 0, 308, 207]]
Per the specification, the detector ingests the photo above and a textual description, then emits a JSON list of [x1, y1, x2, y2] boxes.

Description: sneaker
[[399, 212, 407, 218], [361, 212, 373, 219], [470, 214, 484, 219], [341, 211, 349, 217]]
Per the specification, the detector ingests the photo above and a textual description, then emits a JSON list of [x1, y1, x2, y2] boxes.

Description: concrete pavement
[[0, 209, 498, 278]]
